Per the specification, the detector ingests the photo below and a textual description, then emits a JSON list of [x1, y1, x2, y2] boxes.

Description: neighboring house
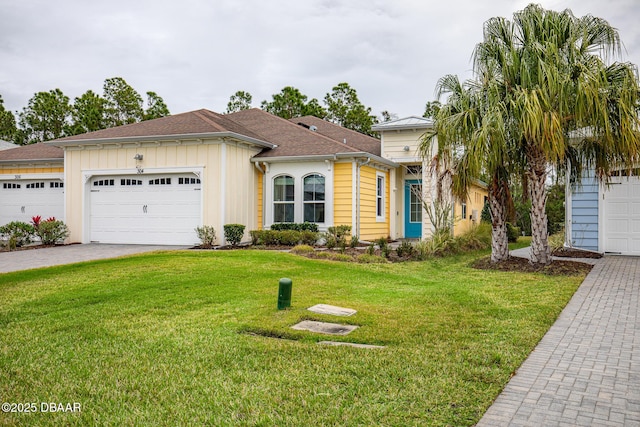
[[372, 117, 487, 239], [0, 140, 18, 150], [0, 143, 65, 225], [567, 168, 640, 256]]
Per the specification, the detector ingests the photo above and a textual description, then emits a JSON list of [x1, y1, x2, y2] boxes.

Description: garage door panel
[[89, 174, 201, 245], [0, 180, 64, 225], [604, 177, 640, 255]]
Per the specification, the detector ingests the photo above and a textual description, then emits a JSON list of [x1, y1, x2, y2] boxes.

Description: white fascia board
[[46, 132, 275, 150]]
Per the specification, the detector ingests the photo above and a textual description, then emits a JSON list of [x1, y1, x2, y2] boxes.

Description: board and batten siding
[[569, 171, 599, 251], [380, 129, 426, 161], [63, 139, 261, 243], [358, 165, 389, 240]]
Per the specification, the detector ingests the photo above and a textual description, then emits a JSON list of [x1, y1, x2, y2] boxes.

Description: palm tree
[[421, 72, 517, 262], [474, 4, 640, 265]]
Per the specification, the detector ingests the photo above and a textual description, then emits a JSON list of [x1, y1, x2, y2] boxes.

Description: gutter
[[251, 152, 398, 168], [46, 132, 276, 150]]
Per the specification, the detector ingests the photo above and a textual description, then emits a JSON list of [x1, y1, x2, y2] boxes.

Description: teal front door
[[404, 180, 422, 238]]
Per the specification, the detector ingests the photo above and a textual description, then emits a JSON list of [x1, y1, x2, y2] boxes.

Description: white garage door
[[89, 174, 201, 245], [0, 179, 65, 226], [602, 174, 640, 255]]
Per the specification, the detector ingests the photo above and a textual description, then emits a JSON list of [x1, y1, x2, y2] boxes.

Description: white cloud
[[1, 0, 638, 119]]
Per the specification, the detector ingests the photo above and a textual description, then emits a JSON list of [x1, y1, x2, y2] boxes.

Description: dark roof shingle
[[0, 143, 63, 162]]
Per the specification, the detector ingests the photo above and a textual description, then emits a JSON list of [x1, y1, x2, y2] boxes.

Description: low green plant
[[396, 241, 416, 258], [367, 242, 376, 255], [356, 253, 387, 263], [548, 230, 565, 251], [323, 225, 351, 250], [290, 244, 315, 255], [376, 237, 391, 258], [250, 230, 319, 247], [506, 222, 521, 243], [34, 219, 69, 245], [270, 222, 319, 232], [349, 235, 360, 248], [195, 225, 216, 248], [223, 224, 245, 246], [0, 221, 35, 247]]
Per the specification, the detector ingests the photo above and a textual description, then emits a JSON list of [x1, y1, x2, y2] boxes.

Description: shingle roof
[[0, 143, 63, 162], [226, 109, 380, 158], [289, 115, 381, 156], [48, 108, 383, 159], [53, 109, 268, 144]]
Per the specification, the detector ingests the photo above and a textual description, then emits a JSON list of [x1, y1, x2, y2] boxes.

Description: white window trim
[[273, 174, 295, 223], [376, 171, 386, 223]]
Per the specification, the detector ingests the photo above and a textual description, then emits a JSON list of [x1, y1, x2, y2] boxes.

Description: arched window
[[273, 175, 294, 223], [303, 174, 325, 223]]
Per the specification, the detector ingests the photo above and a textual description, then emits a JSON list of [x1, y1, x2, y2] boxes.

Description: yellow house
[[372, 116, 488, 239], [0, 109, 483, 246], [43, 109, 394, 245]]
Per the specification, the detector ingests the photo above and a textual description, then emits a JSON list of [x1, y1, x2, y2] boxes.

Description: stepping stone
[[318, 341, 385, 349], [291, 320, 358, 335], [307, 304, 357, 317]]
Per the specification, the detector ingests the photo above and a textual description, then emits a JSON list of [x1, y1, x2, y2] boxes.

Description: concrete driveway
[[0, 243, 190, 273]]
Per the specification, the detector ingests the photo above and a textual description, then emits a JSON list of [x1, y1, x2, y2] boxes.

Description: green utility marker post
[[277, 278, 292, 310]]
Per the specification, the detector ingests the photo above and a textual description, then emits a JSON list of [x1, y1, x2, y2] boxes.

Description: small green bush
[[506, 222, 520, 243], [356, 254, 387, 264], [195, 225, 216, 248], [35, 220, 69, 245], [376, 237, 391, 258], [300, 230, 319, 246], [0, 221, 35, 247], [224, 224, 245, 246], [249, 229, 318, 247], [323, 225, 351, 250], [291, 244, 315, 255], [270, 222, 319, 232], [349, 235, 360, 248], [396, 241, 415, 258]]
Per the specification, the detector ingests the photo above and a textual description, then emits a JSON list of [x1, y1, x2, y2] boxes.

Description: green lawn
[[0, 247, 585, 426]]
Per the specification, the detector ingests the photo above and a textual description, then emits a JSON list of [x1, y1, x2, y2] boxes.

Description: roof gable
[[372, 116, 433, 131]]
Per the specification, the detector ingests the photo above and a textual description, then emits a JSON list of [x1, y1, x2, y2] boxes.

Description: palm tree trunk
[[527, 146, 551, 265], [489, 175, 509, 262]]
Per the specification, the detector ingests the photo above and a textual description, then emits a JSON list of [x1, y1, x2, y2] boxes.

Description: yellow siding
[[453, 182, 488, 236], [333, 162, 353, 228], [0, 166, 63, 174], [256, 171, 263, 230], [358, 165, 389, 241]]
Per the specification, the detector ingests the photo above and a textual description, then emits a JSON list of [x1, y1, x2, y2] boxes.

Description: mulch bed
[[551, 247, 603, 259], [472, 256, 594, 275]]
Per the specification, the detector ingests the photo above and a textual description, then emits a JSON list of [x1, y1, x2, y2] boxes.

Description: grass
[[0, 244, 584, 426]]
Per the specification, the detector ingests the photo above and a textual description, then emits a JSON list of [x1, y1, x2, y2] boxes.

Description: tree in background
[[103, 77, 144, 127], [0, 95, 17, 142], [423, 101, 441, 120], [324, 82, 377, 136], [18, 89, 71, 144], [225, 90, 253, 114], [143, 91, 170, 121], [68, 90, 106, 135], [379, 110, 398, 123], [261, 86, 326, 120]]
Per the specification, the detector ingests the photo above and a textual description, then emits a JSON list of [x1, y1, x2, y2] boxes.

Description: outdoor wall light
[[403, 146, 410, 151], [134, 154, 143, 160]]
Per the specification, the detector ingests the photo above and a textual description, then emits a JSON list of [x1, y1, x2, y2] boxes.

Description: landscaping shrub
[[349, 235, 360, 248], [549, 229, 565, 251], [506, 222, 521, 243], [290, 244, 315, 255], [224, 224, 245, 246], [396, 240, 416, 258], [249, 229, 319, 247], [0, 221, 35, 248], [34, 219, 69, 245], [323, 225, 351, 250], [195, 225, 216, 248], [270, 222, 319, 232], [356, 254, 387, 264], [376, 237, 391, 258]]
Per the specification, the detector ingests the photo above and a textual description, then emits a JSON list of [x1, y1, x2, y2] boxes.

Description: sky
[[1, 0, 639, 120]]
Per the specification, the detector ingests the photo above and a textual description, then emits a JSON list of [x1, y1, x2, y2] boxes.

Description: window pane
[[274, 203, 294, 223], [303, 174, 325, 201], [410, 184, 422, 222], [304, 203, 325, 223], [274, 175, 294, 202]]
